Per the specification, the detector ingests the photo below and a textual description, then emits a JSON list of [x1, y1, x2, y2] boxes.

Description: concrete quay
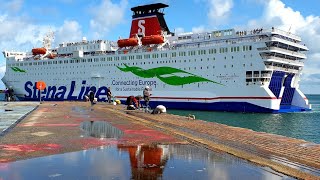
[[0, 102, 182, 161], [0, 102, 319, 179], [0, 102, 39, 134]]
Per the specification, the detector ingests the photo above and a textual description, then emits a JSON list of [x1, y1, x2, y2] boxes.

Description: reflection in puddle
[[80, 121, 123, 139], [118, 145, 168, 179], [0, 144, 293, 180]]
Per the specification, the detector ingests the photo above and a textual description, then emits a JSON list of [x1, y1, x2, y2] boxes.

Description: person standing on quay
[[143, 86, 151, 109], [89, 90, 95, 110], [107, 87, 112, 103], [4, 88, 9, 101], [8, 87, 15, 101]]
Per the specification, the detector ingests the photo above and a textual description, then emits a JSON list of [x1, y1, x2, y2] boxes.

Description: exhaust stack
[[129, 3, 171, 38]]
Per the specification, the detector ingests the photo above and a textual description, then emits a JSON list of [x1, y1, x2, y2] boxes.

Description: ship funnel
[[129, 3, 171, 38]]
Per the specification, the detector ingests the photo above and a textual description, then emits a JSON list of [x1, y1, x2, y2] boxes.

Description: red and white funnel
[[129, 3, 171, 38]]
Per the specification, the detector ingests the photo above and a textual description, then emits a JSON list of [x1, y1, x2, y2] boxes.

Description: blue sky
[[0, 0, 320, 93]]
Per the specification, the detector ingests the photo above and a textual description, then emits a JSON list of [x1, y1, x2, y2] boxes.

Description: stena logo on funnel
[[129, 16, 162, 38], [138, 20, 145, 35]]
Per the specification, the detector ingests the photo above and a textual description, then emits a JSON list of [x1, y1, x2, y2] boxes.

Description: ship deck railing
[[270, 37, 308, 50], [271, 28, 301, 41], [173, 35, 269, 48], [172, 36, 303, 51], [265, 65, 300, 74], [260, 47, 306, 58], [261, 55, 304, 66], [235, 27, 301, 41]]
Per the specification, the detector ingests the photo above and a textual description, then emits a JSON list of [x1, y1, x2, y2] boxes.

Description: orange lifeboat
[[32, 47, 46, 55], [117, 38, 138, 48], [141, 35, 164, 45]]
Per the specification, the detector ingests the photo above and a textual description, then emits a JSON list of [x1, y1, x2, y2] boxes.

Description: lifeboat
[[117, 38, 138, 48], [32, 47, 46, 55], [141, 35, 164, 45]]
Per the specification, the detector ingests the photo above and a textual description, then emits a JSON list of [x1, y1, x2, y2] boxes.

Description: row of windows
[[57, 45, 253, 60], [60, 45, 101, 52], [9, 61, 254, 79], [11, 54, 255, 67], [11, 54, 256, 68]]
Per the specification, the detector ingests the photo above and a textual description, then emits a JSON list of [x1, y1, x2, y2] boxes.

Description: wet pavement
[[0, 144, 293, 180], [0, 102, 180, 164], [80, 121, 124, 139], [0, 102, 319, 179]]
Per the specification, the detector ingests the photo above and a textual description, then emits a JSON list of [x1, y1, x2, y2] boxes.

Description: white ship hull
[[1, 3, 311, 113]]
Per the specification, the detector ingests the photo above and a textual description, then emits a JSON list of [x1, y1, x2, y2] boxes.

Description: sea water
[[0, 93, 4, 101], [169, 94, 320, 144]]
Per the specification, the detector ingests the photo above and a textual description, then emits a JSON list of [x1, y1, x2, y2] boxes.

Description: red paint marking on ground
[[0, 159, 10, 164], [73, 138, 118, 149], [75, 119, 86, 123], [19, 123, 79, 127], [0, 144, 62, 153]]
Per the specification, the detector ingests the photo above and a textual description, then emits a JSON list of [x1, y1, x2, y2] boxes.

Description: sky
[[0, 0, 319, 94]]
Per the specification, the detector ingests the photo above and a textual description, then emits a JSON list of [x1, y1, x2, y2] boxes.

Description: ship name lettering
[[24, 81, 108, 101]]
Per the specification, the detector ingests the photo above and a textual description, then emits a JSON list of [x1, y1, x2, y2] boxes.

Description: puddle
[[72, 106, 84, 112], [80, 121, 123, 139], [0, 144, 293, 180]]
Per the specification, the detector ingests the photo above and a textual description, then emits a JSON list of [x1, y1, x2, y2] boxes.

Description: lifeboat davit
[[32, 47, 46, 55], [117, 38, 138, 48], [48, 53, 56, 59], [141, 35, 164, 45]]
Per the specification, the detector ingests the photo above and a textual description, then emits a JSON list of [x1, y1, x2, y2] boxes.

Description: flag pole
[[39, 84, 42, 104]]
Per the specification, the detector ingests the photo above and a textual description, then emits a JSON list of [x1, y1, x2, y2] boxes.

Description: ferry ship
[[1, 3, 312, 113]]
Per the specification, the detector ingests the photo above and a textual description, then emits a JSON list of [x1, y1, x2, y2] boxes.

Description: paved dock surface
[[0, 102, 39, 133], [0, 102, 182, 162], [0, 102, 319, 179]]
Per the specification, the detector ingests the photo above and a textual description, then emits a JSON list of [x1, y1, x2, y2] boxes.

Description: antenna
[[288, 25, 292, 34], [43, 29, 55, 49]]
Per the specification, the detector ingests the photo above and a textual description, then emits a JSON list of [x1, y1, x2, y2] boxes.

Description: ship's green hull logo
[[117, 64, 223, 86], [11, 67, 26, 73]]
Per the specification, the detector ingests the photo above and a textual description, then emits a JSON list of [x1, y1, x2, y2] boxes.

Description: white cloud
[[55, 20, 83, 44], [89, 0, 128, 39], [246, 0, 320, 93], [0, 15, 49, 51], [174, 27, 185, 35], [207, 0, 233, 26], [0, 62, 5, 74], [0, 14, 82, 49], [192, 26, 206, 33], [0, 13, 83, 89]]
